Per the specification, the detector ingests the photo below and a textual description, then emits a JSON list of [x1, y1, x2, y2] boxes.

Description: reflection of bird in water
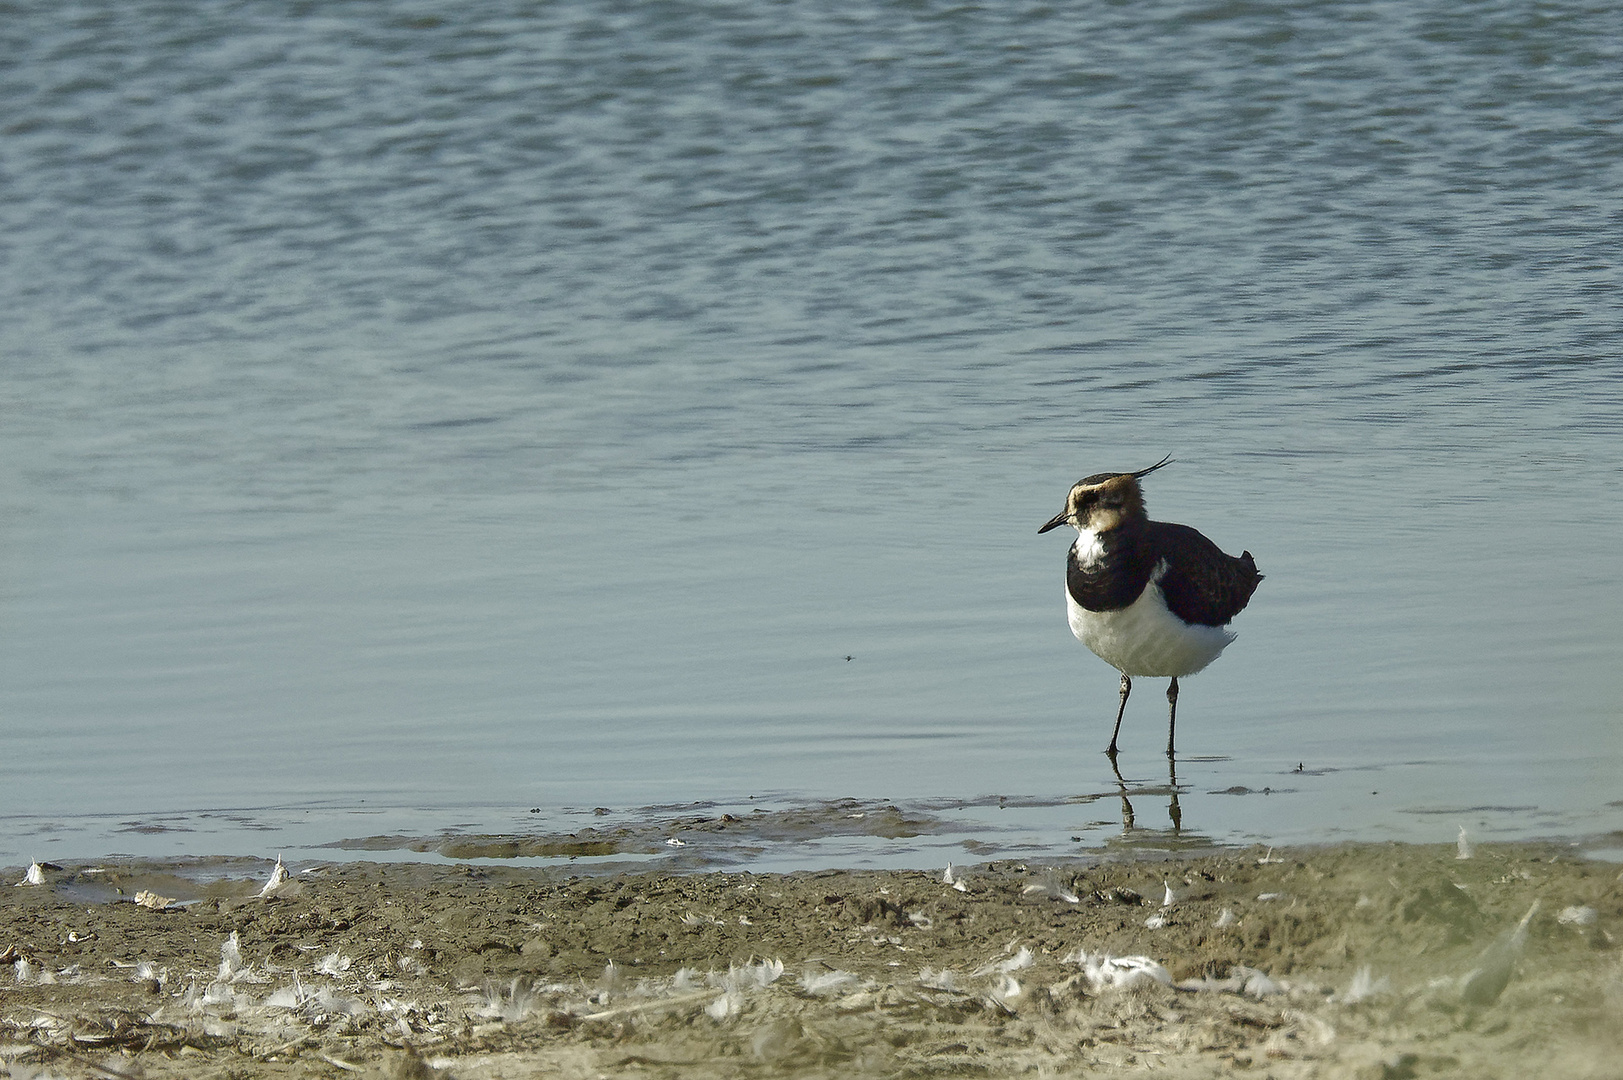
[[1041, 456, 1262, 757], [1111, 753, 1181, 835]]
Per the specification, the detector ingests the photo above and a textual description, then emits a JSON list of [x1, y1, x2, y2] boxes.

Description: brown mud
[[3, 842, 1621, 1079]]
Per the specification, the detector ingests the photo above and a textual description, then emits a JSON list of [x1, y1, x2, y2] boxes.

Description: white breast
[[1066, 580, 1236, 678]]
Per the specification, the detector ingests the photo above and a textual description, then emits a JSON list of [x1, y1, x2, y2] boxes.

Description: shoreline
[[10, 787, 1622, 880], [4, 841, 1621, 1078]]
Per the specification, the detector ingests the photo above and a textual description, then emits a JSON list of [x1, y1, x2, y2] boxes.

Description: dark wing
[[1065, 521, 1160, 612], [1147, 521, 1262, 627]]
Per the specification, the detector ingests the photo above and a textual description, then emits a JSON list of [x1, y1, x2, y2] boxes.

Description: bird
[[1039, 456, 1261, 757]]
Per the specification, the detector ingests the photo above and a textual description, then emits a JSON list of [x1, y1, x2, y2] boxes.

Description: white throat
[[1072, 526, 1104, 568]]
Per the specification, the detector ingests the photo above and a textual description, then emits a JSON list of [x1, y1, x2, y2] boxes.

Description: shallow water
[[3, 0, 1620, 867]]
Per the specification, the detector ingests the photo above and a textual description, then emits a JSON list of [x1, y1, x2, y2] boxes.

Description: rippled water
[[3, 0, 1620, 867]]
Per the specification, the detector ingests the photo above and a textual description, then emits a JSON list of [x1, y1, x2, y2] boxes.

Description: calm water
[[3, 0, 1620, 869]]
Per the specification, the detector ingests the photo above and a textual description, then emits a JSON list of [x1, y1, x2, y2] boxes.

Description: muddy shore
[[3, 842, 1621, 1078]]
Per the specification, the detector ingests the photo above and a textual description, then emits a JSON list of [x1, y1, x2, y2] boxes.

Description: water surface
[[3, 0, 1620, 867]]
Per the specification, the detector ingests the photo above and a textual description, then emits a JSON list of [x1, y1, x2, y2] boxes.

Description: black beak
[[1038, 510, 1070, 535]]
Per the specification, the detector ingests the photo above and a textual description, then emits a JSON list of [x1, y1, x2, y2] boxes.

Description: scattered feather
[[680, 910, 725, 927], [314, 952, 353, 977], [1214, 908, 1237, 928], [309, 987, 368, 1018], [479, 978, 540, 1023], [1023, 871, 1081, 903], [985, 973, 1022, 1012], [1341, 966, 1390, 1003], [1237, 966, 1283, 997], [1144, 913, 1168, 929], [971, 946, 1033, 978], [219, 932, 244, 982], [1063, 950, 1172, 991], [1557, 905, 1598, 927], [1459, 900, 1540, 1006], [133, 890, 179, 911], [1173, 965, 1284, 997], [719, 958, 784, 992], [258, 857, 291, 897], [211, 930, 266, 987], [705, 991, 743, 1019], [917, 967, 960, 992], [265, 979, 309, 1009], [799, 969, 859, 996], [753, 958, 787, 987]]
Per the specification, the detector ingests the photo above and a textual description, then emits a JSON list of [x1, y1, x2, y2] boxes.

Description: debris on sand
[[1063, 949, 1173, 991], [1, 845, 1619, 1077], [1459, 900, 1540, 1006], [258, 857, 292, 897], [133, 890, 180, 911], [1340, 965, 1391, 1003], [1556, 905, 1598, 927]]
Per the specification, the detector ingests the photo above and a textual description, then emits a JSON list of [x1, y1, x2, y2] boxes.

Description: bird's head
[[1039, 455, 1172, 535]]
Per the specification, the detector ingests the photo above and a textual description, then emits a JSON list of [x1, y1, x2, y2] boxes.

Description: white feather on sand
[[1557, 905, 1597, 927], [1022, 871, 1080, 903], [258, 857, 291, 897], [1062, 950, 1173, 991], [705, 991, 742, 1019], [1341, 966, 1390, 1003], [799, 969, 860, 996], [985, 973, 1022, 1012], [1459, 900, 1540, 1006], [971, 946, 1032, 978]]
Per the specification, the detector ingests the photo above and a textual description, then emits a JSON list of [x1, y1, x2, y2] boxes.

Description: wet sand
[[3, 842, 1621, 1079]]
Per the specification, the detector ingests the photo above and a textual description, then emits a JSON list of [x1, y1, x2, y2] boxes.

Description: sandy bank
[[3, 842, 1620, 1078]]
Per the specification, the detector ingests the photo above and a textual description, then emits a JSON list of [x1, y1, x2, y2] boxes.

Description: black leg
[[1165, 677, 1179, 757], [1107, 673, 1132, 756], [1167, 752, 1182, 833]]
